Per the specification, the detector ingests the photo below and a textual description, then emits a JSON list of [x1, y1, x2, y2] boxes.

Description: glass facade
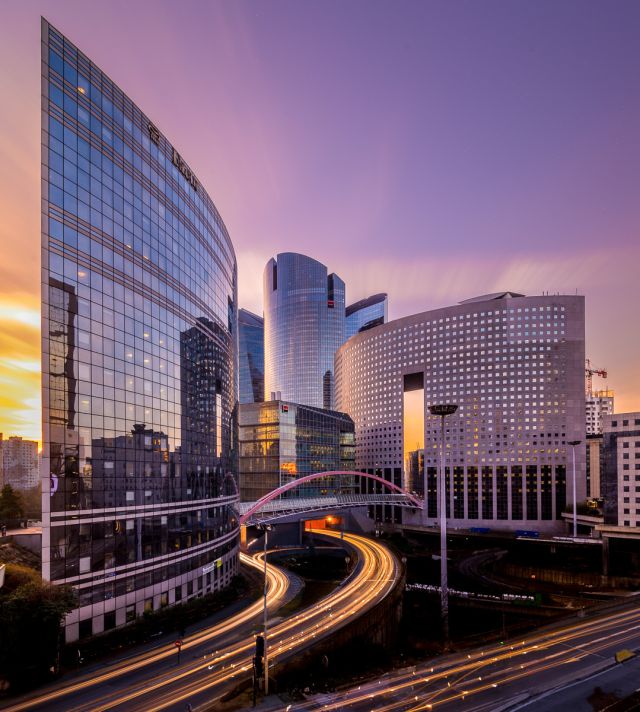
[[41, 20, 239, 641], [238, 401, 355, 502], [264, 253, 345, 410], [345, 293, 388, 340], [238, 308, 264, 404]]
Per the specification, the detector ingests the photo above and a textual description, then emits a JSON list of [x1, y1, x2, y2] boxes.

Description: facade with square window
[[335, 292, 586, 533], [586, 390, 614, 435], [0, 435, 40, 491], [41, 20, 239, 642], [601, 413, 640, 528]]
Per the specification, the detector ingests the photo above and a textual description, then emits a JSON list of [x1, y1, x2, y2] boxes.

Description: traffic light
[[254, 654, 264, 677], [254, 635, 265, 677]]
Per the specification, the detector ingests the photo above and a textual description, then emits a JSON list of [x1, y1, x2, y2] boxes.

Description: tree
[[0, 484, 24, 521], [21, 484, 42, 520], [0, 578, 76, 688], [0, 563, 40, 594]]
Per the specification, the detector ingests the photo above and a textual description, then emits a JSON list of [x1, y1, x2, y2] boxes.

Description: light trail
[[400, 625, 640, 712], [3, 551, 290, 712], [289, 603, 640, 711], [60, 531, 399, 712], [372, 626, 640, 712]]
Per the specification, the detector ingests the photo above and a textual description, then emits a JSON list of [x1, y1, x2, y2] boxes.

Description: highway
[[2, 530, 400, 712], [288, 602, 640, 711], [2, 551, 292, 712]]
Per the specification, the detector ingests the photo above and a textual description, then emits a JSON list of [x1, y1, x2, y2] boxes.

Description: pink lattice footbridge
[[238, 470, 423, 526]]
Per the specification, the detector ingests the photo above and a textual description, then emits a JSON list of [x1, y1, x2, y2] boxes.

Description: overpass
[[238, 470, 422, 526]]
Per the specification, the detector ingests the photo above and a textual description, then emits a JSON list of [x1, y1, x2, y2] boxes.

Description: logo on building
[[147, 122, 160, 146], [172, 148, 199, 193]]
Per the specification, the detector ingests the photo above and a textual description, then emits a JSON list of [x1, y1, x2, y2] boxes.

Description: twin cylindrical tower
[[264, 253, 345, 410]]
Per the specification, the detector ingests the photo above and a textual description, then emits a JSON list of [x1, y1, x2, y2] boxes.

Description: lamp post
[[429, 403, 458, 647], [256, 522, 273, 694], [568, 440, 581, 538]]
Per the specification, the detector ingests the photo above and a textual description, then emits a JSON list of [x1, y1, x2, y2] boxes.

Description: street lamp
[[429, 403, 458, 647], [255, 522, 273, 694], [568, 440, 582, 538]]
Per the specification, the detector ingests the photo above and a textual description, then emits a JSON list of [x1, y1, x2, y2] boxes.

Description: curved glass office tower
[[345, 293, 388, 340], [238, 308, 264, 404], [41, 20, 239, 641], [264, 253, 345, 409]]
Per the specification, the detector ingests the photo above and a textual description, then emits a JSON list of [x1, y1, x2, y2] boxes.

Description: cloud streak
[[0, 1, 638, 441]]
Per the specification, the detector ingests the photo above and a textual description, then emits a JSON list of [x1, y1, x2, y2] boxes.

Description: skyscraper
[[335, 292, 586, 533], [586, 389, 614, 435], [41, 20, 239, 641], [264, 253, 345, 409], [345, 293, 388, 340], [238, 308, 264, 404]]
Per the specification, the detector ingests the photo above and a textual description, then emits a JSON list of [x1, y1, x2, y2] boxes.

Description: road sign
[[615, 649, 635, 663], [174, 639, 183, 648]]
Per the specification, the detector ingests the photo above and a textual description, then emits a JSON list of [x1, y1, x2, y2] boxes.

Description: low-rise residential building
[[0, 435, 39, 491]]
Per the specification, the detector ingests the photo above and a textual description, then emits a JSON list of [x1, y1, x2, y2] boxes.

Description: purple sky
[[0, 0, 638, 439]]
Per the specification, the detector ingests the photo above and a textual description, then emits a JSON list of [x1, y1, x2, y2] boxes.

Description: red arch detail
[[239, 470, 422, 525]]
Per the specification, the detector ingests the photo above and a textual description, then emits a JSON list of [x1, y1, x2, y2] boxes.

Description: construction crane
[[585, 358, 607, 397]]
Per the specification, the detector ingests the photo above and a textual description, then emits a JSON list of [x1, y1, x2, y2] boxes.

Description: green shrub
[[1, 563, 40, 593], [0, 579, 76, 688]]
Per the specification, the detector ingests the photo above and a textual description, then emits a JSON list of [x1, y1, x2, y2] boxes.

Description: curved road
[[84, 530, 399, 712], [3, 530, 400, 712], [2, 551, 292, 712]]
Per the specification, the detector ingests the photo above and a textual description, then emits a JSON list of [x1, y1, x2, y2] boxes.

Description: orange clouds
[[0, 297, 41, 444], [0, 12, 41, 445]]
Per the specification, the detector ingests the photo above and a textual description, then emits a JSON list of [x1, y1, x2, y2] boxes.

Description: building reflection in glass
[[406, 449, 425, 498], [42, 20, 239, 641], [400, 374, 425, 515], [238, 401, 355, 502]]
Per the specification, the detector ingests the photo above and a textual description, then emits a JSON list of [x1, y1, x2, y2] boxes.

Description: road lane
[[112, 530, 400, 712], [2, 551, 291, 712], [287, 602, 640, 711], [2, 531, 401, 712]]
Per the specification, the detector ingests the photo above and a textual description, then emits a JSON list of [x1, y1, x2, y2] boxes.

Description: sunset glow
[[0, 0, 639, 447]]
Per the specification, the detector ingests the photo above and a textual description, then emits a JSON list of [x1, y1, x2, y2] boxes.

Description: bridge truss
[[238, 470, 423, 526]]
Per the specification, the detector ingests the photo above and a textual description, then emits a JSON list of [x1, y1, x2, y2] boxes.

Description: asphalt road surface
[[287, 600, 640, 711], [2, 530, 400, 712]]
